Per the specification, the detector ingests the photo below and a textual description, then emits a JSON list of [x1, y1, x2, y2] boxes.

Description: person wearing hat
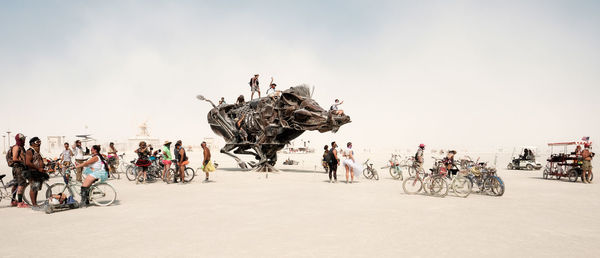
[[161, 141, 173, 182], [8, 133, 28, 207], [581, 143, 594, 184], [415, 144, 425, 168], [24, 137, 50, 206], [249, 74, 260, 100], [443, 150, 458, 177]]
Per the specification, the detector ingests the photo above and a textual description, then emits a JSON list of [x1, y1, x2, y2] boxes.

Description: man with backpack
[[326, 141, 340, 183], [6, 133, 28, 207]]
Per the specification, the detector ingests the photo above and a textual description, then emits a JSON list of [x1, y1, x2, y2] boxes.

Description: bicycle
[[125, 158, 138, 181], [0, 172, 52, 206], [135, 158, 164, 183], [466, 160, 505, 196], [362, 159, 379, 180], [0, 174, 19, 205], [381, 154, 404, 180], [47, 171, 117, 206], [166, 162, 195, 183]]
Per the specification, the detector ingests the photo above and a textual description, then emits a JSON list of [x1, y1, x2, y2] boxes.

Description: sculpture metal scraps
[[197, 85, 351, 171]]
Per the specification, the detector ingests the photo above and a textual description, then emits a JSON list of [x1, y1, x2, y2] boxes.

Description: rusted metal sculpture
[[197, 85, 351, 172]]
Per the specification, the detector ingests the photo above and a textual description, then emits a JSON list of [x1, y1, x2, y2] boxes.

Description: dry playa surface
[[1, 152, 599, 258]]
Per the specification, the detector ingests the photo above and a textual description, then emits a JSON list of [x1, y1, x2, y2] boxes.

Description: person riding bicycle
[[75, 145, 109, 207], [23, 137, 50, 207], [415, 144, 425, 169], [7, 133, 28, 207], [59, 142, 74, 171]]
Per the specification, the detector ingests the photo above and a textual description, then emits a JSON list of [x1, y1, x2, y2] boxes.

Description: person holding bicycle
[[443, 150, 458, 177], [134, 141, 152, 184], [161, 141, 173, 182], [75, 145, 109, 207], [415, 144, 425, 169], [23, 137, 50, 207], [174, 140, 189, 183]]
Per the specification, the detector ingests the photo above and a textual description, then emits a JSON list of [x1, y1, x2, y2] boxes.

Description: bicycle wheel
[[430, 177, 448, 197], [568, 169, 578, 182], [184, 167, 195, 182], [389, 167, 401, 180], [542, 168, 549, 179], [402, 176, 423, 194], [47, 182, 80, 204], [373, 170, 379, 180], [407, 167, 416, 177], [22, 182, 51, 206], [362, 168, 372, 179], [126, 166, 137, 181], [90, 183, 117, 206], [165, 168, 175, 183], [484, 177, 504, 196], [452, 176, 472, 198]]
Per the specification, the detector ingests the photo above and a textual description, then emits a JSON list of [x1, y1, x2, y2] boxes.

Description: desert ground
[[1, 151, 599, 258]]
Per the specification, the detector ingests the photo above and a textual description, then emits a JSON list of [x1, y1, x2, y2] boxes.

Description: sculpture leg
[[220, 145, 248, 169]]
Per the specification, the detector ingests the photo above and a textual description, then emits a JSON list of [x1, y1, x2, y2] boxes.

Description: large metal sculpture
[[197, 85, 351, 171]]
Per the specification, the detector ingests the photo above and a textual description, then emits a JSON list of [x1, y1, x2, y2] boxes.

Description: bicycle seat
[[0, 174, 5, 180]]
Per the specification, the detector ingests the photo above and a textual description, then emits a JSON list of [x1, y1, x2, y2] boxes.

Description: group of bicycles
[[118, 156, 196, 183], [362, 153, 505, 198], [0, 163, 117, 211], [401, 156, 505, 198]]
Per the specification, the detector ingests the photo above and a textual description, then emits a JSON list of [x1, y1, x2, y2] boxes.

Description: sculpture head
[[277, 85, 351, 133]]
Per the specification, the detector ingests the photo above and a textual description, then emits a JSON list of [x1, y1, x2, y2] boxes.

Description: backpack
[[6, 145, 21, 167], [325, 148, 336, 163]]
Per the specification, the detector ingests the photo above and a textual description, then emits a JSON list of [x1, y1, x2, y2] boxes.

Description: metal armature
[[197, 85, 351, 172]]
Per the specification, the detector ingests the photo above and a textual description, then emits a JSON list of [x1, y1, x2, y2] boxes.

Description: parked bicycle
[[382, 154, 405, 180], [362, 159, 379, 180], [466, 160, 505, 196]]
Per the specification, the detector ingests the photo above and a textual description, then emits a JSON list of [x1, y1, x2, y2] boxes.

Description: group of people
[[133, 140, 214, 184], [248, 74, 279, 100], [322, 141, 360, 183], [574, 143, 594, 183], [6, 134, 109, 208]]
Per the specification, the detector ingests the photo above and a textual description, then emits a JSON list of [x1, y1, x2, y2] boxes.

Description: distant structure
[[128, 121, 160, 151]]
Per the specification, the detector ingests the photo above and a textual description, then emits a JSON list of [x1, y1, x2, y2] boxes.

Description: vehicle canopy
[[547, 141, 591, 154]]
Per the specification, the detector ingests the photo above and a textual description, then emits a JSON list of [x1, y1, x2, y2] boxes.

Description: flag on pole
[[582, 136, 590, 142]]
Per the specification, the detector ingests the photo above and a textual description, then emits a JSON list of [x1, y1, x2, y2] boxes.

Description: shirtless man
[[581, 143, 594, 183], [9, 133, 28, 207], [202, 142, 212, 182]]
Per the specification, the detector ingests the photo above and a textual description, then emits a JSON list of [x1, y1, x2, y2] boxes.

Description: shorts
[[83, 167, 108, 182], [179, 160, 189, 166], [162, 160, 172, 165], [62, 161, 72, 167], [251, 85, 259, 93], [12, 165, 27, 187], [583, 160, 592, 170], [328, 162, 338, 171]]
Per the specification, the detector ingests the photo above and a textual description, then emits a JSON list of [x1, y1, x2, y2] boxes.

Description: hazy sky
[[1, 0, 598, 152]]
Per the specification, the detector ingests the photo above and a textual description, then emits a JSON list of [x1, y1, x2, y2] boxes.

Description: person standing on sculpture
[[327, 142, 340, 183], [73, 140, 86, 182], [249, 74, 260, 99]]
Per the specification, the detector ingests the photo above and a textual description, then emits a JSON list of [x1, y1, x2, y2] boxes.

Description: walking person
[[327, 142, 340, 183], [75, 145, 109, 207], [107, 142, 118, 176], [161, 141, 173, 182], [23, 137, 50, 207], [175, 140, 189, 183], [134, 141, 152, 184], [59, 142, 74, 172], [582, 143, 594, 183], [7, 133, 28, 207], [249, 74, 260, 99], [73, 140, 86, 182], [342, 142, 356, 184], [201, 141, 215, 182]]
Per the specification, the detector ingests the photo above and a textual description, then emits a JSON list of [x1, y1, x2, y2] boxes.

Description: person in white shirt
[[330, 99, 345, 115], [59, 142, 74, 172]]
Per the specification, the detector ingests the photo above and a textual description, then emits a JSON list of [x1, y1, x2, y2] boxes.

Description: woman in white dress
[[342, 142, 356, 183]]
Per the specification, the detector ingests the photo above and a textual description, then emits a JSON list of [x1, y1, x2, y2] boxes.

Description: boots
[[80, 186, 90, 207]]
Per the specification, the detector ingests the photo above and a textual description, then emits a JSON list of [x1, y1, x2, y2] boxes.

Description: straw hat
[[164, 140, 172, 145]]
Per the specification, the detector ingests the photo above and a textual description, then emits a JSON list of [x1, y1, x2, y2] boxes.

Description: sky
[[0, 0, 599, 153]]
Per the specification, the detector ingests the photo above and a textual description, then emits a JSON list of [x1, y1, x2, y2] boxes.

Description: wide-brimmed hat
[[164, 141, 172, 145]]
